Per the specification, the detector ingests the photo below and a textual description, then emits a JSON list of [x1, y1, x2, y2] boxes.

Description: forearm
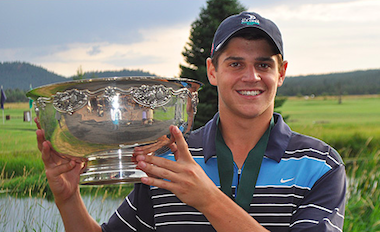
[[56, 190, 101, 232], [199, 189, 269, 232]]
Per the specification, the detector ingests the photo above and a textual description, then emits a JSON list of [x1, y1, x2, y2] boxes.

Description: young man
[[37, 12, 346, 232]]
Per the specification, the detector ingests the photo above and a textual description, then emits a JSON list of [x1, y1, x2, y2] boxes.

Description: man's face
[[207, 37, 287, 120]]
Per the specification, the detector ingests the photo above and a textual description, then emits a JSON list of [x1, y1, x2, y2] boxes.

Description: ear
[[277, 60, 288, 87], [206, 58, 218, 86]]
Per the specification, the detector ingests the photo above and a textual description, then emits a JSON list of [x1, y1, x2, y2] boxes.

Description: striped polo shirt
[[102, 113, 346, 232]]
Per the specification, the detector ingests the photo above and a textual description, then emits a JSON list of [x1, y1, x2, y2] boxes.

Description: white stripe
[[260, 223, 291, 227], [256, 184, 311, 191], [155, 212, 203, 218], [285, 148, 329, 156], [281, 156, 332, 169], [250, 213, 292, 217], [328, 154, 340, 165], [290, 219, 319, 227], [282, 156, 324, 162], [253, 193, 304, 199], [115, 210, 137, 231], [323, 218, 343, 232], [136, 215, 156, 230], [125, 195, 137, 211], [188, 147, 203, 152], [151, 193, 176, 199], [295, 203, 333, 214], [335, 209, 345, 219], [250, 203, 297, 208], [154, 202, 187, 208], [156, 221, 211, 226]]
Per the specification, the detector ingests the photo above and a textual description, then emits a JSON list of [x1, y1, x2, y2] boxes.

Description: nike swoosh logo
[[280, 178, 295, 183]]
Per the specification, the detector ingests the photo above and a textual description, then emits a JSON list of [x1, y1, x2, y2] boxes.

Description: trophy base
[[79, 148, 147, 185]]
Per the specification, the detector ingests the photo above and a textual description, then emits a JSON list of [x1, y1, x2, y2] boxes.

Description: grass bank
[[0, 103, 133, 201], [280, 95, 380, 157], [1, 96, 380, 231]]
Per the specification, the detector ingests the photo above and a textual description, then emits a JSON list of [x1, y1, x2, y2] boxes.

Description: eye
[[230, 62, 241, 68], [258, 63, 270, 69]]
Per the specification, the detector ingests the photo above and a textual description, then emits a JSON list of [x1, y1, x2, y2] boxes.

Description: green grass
[[2, 98, 380, 231], [279, 95, 380, 157], [344, 150, 380, 231], [0, 102, 133, 200], [0, 109, 37, 153], [281, 96, 380, 136], [278, 95, 380, 231]]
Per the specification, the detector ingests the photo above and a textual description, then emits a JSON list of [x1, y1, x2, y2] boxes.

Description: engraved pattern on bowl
[[27, 76, 202, 184]]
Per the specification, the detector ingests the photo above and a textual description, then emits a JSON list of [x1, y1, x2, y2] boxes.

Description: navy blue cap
[[211, 12, 283, 58]]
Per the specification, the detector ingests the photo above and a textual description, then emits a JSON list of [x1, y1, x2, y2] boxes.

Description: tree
[[179, 0, 246, 128], [73, 65, 85, 80]]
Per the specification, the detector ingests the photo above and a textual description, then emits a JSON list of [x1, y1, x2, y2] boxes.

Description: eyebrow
[[223, 56, 275, 63], [222, 56, 244, 63], [255, 56, 276, 63]]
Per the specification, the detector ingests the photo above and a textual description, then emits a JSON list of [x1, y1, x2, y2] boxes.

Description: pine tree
[[179, 0, 246, 128]]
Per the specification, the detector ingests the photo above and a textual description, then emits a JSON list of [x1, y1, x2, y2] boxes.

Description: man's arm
[[36, 118, 101, 232], [289, 163, 346, 232], [134, 125, 269, 232]]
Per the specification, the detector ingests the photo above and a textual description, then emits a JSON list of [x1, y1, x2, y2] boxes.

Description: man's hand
[[35, 118, 101, 232], [133, 125, 269, 232], [133, 125, 219, 210], [35, 118, 85, 204]]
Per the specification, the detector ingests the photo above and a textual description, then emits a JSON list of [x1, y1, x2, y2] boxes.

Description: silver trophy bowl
[[27, 76, 202, 185]]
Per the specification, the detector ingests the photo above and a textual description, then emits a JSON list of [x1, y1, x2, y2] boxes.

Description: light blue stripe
[[257, 156, 331, 189], [159, 154, 220, 186], [160, 154, 331, 190]]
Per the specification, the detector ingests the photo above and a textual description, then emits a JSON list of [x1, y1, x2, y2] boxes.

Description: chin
[[238, 108, 273, 120]]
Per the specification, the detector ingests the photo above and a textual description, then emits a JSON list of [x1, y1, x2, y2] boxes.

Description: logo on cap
[[241, 14, 260, 26]]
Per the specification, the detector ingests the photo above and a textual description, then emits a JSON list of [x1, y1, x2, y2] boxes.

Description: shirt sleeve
[[289, 160, 346, 232], [101, 183, 156, 232]]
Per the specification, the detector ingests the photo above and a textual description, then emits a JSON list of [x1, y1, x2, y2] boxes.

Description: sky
[[1, 0, 379, 78]]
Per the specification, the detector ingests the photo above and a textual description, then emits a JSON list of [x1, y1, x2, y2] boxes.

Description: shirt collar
[[202, 112, 292, 163]]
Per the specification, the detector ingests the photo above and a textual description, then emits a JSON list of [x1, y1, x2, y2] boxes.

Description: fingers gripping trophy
[[27, 76, 202, 185]]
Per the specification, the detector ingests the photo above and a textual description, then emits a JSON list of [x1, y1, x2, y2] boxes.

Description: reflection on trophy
[[27, 77, 202, 185]]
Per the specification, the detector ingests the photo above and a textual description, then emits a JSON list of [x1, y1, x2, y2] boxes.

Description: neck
[[218, 110, 273, 168]]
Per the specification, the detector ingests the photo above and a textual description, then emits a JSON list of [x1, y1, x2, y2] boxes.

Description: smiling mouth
[[237, 90, 262, 96]]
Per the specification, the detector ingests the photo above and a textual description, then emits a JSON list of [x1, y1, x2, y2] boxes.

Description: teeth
[[238, 90, 260, 96]]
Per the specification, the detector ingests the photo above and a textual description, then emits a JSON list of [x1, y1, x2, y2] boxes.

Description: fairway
[[0, 103, 38, 153], [278, 95, 380, 144], [1, 96, 380, 154], [1, 97, 380, 231]]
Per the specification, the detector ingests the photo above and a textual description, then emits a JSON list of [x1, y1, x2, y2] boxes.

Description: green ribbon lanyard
[[216, 117, 274, 211]]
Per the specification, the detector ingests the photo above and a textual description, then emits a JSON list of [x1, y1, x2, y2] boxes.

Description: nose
[[241, 66, 261, 82]]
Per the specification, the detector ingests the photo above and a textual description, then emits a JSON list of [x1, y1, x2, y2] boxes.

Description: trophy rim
[[26, 76, 203, 100]]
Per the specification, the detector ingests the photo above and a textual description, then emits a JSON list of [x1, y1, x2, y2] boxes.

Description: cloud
[[87, 46, 102, 56], [248, 0, 380, 76], [37, 24, 191, 77], [1, 0, 379, 78], [254, 0, 380, 22]]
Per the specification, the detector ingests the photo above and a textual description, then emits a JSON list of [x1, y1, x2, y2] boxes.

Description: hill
[[0, 61, 157, 90], [278, 69, 380, 96], [0, 61, 67, 90], [1, 61, 379, 98]]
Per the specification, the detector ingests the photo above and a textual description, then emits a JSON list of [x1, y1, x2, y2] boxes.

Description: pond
[[0, 195, 124, 232]]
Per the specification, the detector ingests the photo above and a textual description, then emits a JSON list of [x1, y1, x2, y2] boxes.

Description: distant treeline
[[0, 61, 155, 91], [278, 69, 380, 96], [1, 61, 380, 102], [0, 61, 67, 90], [3, 88, 29, 102], [82, 70, 154, 79]]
